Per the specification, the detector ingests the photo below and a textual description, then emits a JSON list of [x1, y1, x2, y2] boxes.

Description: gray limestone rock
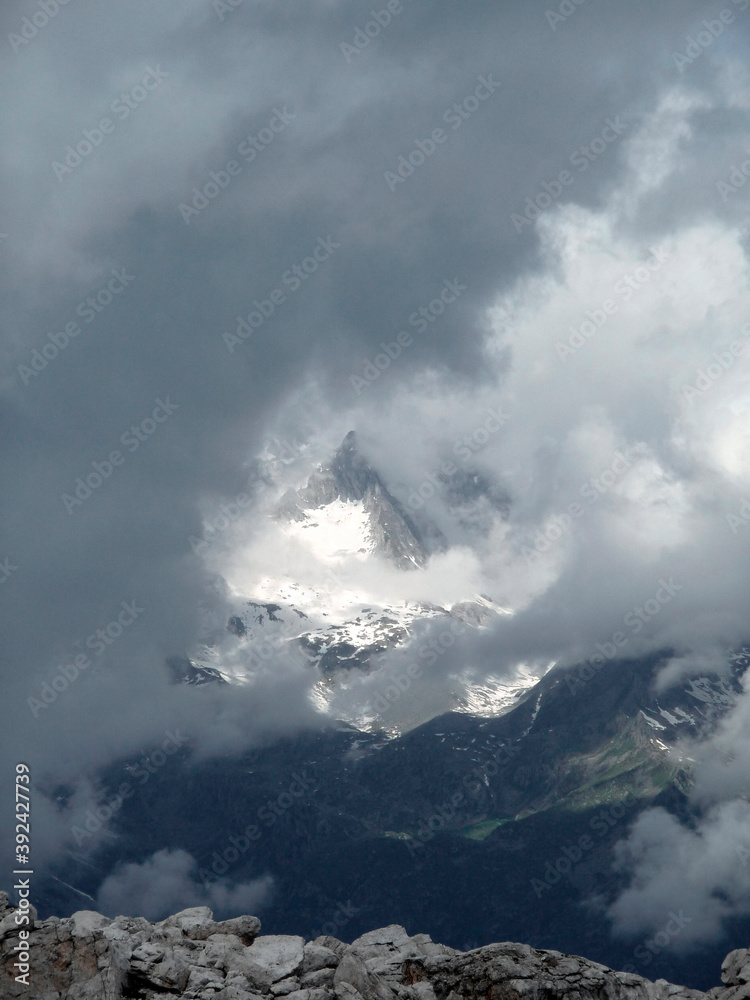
[[0, 892, 748, 1000]]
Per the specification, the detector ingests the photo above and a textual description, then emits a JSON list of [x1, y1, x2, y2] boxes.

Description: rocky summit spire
[[327, 430, 380, 503], [277, 431, 431, 570]]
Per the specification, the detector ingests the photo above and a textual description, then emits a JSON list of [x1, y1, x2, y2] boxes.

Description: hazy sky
[[2, 0, 750, 938]]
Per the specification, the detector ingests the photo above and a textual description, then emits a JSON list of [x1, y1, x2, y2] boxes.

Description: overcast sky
[[2, 0, 750, 940]]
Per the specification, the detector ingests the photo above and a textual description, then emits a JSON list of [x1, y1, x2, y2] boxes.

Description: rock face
[[277, 430, 432, 570], [1, 891, 747, 1000]]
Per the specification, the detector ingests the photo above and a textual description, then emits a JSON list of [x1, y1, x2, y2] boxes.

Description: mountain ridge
[[32, 646, 750, 988], [2, 890, 747, 1000]]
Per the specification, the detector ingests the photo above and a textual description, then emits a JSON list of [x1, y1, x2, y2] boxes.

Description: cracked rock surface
[[0, 892, 745, 1000]]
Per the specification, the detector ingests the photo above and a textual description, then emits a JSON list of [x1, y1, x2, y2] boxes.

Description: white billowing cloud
[[615, 88, 710, 212], [186, 83, 750, 755], [608, 803, 750, 948], [216, 510, 486, 613], [96, 848, 273, 921], [679, 662, 750, 811], [606, 657, 750, 947], [653, 646, 734, 694], [337, 89, 750, 667], [476, 88, 750, 954], [204, 82, 750, 709]]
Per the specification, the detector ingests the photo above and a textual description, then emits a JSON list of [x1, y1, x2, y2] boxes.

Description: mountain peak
[[275, 431, 428, 570], [328, 431, 381, 504]]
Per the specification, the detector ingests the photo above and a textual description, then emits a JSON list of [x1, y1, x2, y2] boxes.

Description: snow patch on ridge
[[640, 710, 667, 731], [453, 663, 553, 718]]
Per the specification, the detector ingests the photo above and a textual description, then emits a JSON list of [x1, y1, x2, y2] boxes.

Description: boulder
[[0, 891, 745, 1000]]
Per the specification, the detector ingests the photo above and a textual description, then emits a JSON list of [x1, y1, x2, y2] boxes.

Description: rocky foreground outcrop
[[1, 891, 749, 1000]]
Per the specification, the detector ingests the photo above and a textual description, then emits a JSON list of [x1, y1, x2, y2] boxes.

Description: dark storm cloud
[[2, 0, 750, 889]]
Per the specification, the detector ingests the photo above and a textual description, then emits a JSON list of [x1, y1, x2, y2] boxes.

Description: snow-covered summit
[[187, 431, 546, 732], [275, 430, 432, 570]]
